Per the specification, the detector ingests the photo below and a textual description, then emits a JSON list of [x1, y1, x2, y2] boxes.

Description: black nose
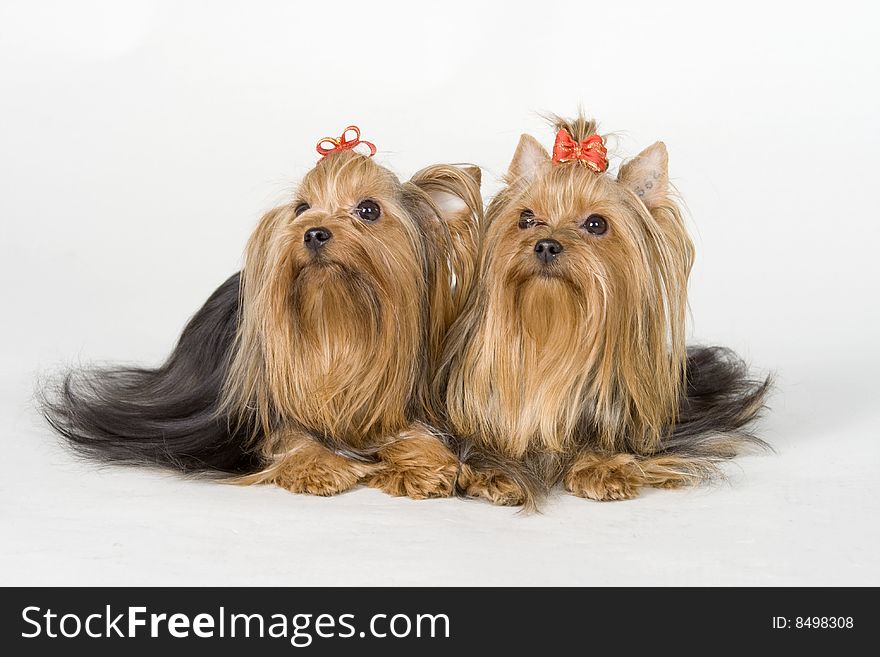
[[534, 239, 563, 264], [304, 227, 332, 250]]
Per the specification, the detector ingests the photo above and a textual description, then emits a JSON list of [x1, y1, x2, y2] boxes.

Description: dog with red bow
[[435, 114, 770, 507], [43, 127, 483, 499]]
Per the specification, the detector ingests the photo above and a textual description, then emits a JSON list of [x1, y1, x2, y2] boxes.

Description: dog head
[[443, 115, 692, 456], [225, 144, 481, 447]]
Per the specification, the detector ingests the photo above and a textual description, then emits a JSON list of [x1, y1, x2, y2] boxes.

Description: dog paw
[[271, 445, 378, 496], [651, 475, 689, 490], [564, 453, 642, 501], [367, 430, 459, 499], [458, 465, 526, 506], [276, 461, 358, 496], [367, 461, 457, 499]]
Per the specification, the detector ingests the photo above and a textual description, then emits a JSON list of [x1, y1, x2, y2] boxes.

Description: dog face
[[278, 152, 428, 320], [486, 132, 691, 345], [225, 150, 481, 449], [441, 117, 693, 457]]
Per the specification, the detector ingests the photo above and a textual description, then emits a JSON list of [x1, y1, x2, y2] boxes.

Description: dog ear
[[405, 165, 484, 369], [408, 164, 482, 226], [617, 142, 669, 210], [462, 165, 481, 187], [508, 134, 549, 183]]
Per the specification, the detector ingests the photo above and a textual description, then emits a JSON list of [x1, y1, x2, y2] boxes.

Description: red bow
[[551, 129, 608, 172], [315, 125, 377, 159]]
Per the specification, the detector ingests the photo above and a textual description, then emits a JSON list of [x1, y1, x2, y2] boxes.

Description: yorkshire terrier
[[435, 115, 770, 507], [43, 126, 483, 500]]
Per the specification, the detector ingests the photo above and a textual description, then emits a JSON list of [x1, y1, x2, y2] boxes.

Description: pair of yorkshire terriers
[[43, 115, 770, 508]]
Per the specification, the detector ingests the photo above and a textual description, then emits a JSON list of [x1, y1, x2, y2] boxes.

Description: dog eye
[[354, 200, 381, 223], [518, 209, 536, 229], [294, 202, 310, 217], [583, 214, 608, 235]]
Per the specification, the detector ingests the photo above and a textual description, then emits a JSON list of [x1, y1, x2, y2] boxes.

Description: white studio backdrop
[[1, 0, 878, 585]]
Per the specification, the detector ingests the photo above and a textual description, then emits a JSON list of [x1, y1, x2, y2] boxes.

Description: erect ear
[[617, 141, 669, 210], [403, 165, 483, 360], [408, 164, 482, 224], [508, 134, 550, 183], [461, 165, 481, 187]]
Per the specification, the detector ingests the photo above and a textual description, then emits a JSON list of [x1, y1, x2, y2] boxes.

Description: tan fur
[[231, 432, 382, 496], [406, 164, 484, 409], [457, 465, 527, 506], [437, 114, 698, 503], [563, 453, 644, 501], [221, 150, 482, 497], [366, 424, 459, 499], [563, 452, 705, 501]]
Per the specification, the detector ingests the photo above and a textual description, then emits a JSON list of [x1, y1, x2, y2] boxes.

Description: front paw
[[366, 433, 458, 499], [457, 465, 526, 506], [367, 462, 457, 499], [272, 444, 378, 496], [564, 453, 642, 501]]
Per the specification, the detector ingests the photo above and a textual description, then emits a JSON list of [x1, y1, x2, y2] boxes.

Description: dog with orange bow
[[43, 126, 483, 500], [435, 114, 770, 507]]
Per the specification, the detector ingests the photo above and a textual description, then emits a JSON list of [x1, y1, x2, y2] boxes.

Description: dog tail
[[645, 345, 772, 483], [38, 273, 263, 474]]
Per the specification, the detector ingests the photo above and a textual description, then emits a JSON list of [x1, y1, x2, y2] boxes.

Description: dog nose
[[534, 239, 563, 264], [304, 227, 333, 250]]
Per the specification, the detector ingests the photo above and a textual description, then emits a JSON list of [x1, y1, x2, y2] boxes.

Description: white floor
[[2, 358, 878, 586], [2, 1, 878, 586]]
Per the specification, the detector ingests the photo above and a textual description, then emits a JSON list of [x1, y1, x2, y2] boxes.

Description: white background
[[1, 0, 878, 585]]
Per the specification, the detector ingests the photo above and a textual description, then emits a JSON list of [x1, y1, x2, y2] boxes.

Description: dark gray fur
[[39, 273, 264, 474]]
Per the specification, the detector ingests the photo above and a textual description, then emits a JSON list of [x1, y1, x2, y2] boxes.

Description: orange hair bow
[[551, 129, 608, 173], [315, 125, 377, 159]]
